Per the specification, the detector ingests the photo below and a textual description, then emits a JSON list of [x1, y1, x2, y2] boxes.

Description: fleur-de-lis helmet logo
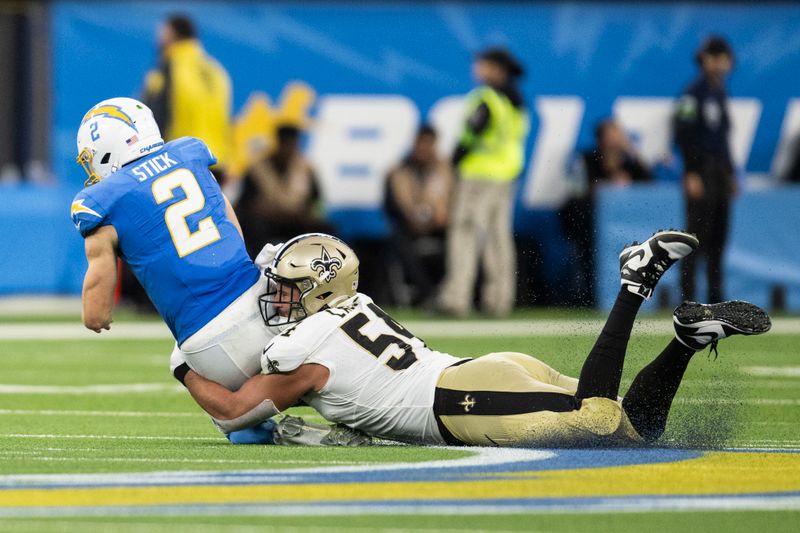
[[310, 246, 343, 282]]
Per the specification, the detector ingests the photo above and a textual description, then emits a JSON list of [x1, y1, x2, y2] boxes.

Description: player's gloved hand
[[272, 415, 372, 447], [227, 419, 278, 445], [255, 242, 284, 272]]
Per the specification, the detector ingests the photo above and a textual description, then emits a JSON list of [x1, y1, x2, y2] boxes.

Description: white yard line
[[0, 448, 548, 486], [2, 317, 800, 340], [676, 398, 800, 406], [0, 409, 197, 417], [0, 408, 327, 424], [0, 520, 531, 533], [5, 456, 372, 465], [1, 496, 800, 519], [0, 383, 183, 394], [0, 296, 82, 315], [0, 323, 172, 340], [742, 366, 800, 377], [1, 434, 217, 441], [727, 439, 800, 444], [679, 379, 800, 388]]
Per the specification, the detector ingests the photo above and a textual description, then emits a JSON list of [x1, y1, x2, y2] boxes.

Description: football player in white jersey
[[181, 231, 771, 447]]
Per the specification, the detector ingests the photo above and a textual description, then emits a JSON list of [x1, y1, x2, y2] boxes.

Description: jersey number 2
[[152, 168, 221, 257]]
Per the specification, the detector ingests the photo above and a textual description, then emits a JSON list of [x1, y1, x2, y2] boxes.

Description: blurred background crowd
[[1, 1, 799, 316]]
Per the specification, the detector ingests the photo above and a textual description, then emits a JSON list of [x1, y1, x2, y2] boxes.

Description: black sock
[[622, 338, 696, 443], [575, 289, 643, 401]]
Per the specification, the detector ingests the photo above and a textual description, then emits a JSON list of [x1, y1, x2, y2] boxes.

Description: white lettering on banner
[[772, 99, 800, 179], [308, 95, 419, 207], [613, 97, 676, 165], [728, 98, 762, 171], [428, 95, 466, 160], [521, 96, 585, 209], [308, 94, 785, 211], [615, 97, 760, 172]]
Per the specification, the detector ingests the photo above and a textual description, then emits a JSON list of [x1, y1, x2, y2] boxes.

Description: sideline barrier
[[2, 182, 798, 312], [595, 184, 800, 311], [0, 184, 85, 295]]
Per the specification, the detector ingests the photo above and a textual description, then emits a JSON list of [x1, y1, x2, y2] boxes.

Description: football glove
[[273, 415, 372, 447]]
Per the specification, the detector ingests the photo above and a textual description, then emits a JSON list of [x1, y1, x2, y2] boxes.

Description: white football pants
[[169, 276, 280, 391]]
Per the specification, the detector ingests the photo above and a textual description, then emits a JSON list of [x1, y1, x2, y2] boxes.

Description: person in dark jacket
[[560, 119, 651, 306], [674, 35, 737, 303], [385, 125, 455, 307], [235, 125, 332, 258]]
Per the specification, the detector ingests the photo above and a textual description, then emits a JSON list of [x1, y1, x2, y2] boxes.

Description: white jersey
[[261, 294, 462, 444]]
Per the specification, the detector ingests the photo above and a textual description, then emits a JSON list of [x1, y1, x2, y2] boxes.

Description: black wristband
[[173, 362, 191, 386]]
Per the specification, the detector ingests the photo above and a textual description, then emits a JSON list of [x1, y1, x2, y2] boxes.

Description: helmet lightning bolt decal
[[81, 105, 138, 132]]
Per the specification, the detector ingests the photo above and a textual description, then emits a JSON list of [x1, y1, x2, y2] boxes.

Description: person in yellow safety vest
[[438, 47, 529, 317], [142, 14, 232, 183]]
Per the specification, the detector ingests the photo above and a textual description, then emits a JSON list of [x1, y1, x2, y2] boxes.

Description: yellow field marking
[[1, 451, 798, 508], [510, 451, 800, 496]]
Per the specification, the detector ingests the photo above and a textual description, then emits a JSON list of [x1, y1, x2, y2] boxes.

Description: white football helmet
[[76, 97, 164, 186], [259, 234, 360, 326]]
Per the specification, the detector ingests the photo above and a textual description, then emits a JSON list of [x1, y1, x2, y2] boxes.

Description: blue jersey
[[71, 137, 259, 344]]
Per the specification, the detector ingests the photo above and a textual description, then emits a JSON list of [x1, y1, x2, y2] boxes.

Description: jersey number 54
[[340, 303, 420, 371]]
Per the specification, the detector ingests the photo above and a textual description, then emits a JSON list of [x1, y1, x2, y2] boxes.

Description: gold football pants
[[434, 352, 643, 447]]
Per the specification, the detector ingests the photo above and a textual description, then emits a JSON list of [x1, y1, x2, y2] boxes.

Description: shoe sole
[[620, 229, 699, 261], [649, 229, 700, 246], [674, 300, 772, 335]]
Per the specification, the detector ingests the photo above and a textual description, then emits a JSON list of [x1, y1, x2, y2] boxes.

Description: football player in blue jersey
[[70, 97, 365, 446]]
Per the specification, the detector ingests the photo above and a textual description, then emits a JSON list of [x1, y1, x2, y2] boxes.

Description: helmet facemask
[[259, 271, 314, 327], [258, 233, 360, 327], [76, 147, 106, 187]]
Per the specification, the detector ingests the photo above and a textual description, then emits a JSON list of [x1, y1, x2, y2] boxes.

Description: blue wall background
[[51, 1, 800, 185], [3, 1, 799, 310]]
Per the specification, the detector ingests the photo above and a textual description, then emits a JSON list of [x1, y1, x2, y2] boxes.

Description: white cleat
[[619, 229, 699, 299], [673, 300, 771, 354]]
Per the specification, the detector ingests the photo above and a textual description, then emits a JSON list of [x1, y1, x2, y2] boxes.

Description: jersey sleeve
[[260, 312, 342, 374], [177, 137, 217, 168], [261, 335, 310, 374], [70, 191, 108, 238]]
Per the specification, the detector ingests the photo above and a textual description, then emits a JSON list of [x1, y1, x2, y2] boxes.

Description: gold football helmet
[[259, 233, 359, 326]]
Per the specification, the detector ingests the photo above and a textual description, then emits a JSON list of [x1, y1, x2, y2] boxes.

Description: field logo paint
[[1, 448, 799, 516]]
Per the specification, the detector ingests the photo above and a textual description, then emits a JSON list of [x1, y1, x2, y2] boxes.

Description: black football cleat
[[619, 229, 699, 299], [673, 300, 772, 353]]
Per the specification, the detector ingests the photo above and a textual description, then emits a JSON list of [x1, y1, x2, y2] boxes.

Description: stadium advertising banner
[[52, 2, 800, 200], [4, 1, 796, 303]]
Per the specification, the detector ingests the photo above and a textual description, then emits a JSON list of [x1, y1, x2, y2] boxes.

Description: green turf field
[[1, 313, 798, 532]]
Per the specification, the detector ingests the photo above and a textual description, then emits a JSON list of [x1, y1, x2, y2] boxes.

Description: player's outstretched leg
[[575, 230, 699, 402], [622, 300, 771, 443]]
